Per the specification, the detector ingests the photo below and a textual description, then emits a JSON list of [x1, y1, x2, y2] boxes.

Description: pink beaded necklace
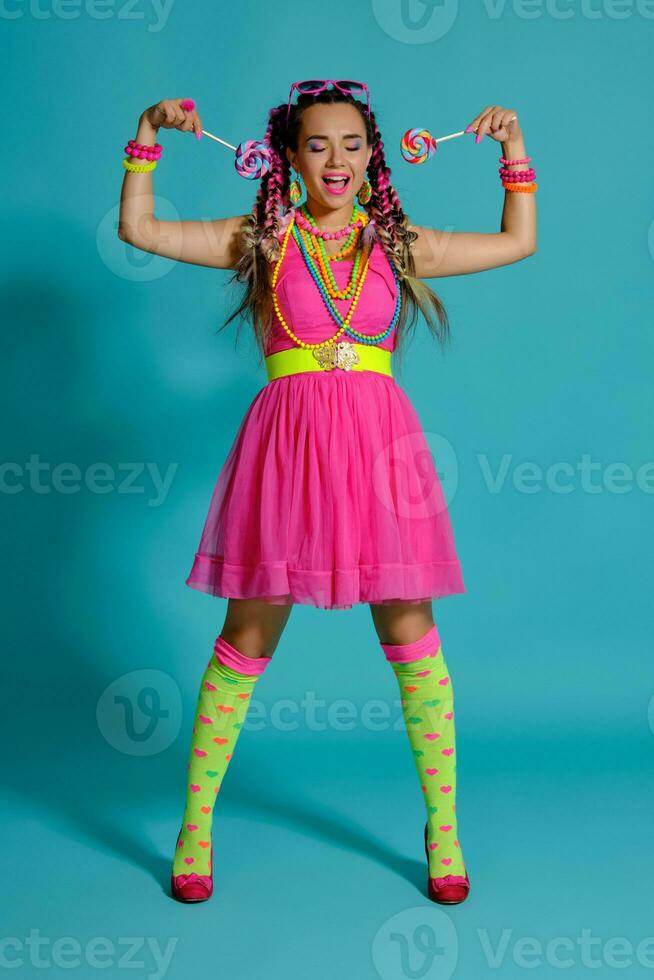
[[294, 206, 368, 241]]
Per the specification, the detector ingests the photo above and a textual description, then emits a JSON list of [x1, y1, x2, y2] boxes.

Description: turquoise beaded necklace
[[291, 222, 402, 345]]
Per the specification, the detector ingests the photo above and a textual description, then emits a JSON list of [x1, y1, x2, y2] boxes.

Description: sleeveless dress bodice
[[264, 232, 399, 357]]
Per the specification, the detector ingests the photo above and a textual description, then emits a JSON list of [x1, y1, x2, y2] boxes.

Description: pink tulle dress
[[185, 219, 466, 610]]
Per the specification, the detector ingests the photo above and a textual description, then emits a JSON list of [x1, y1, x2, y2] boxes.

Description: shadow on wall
[[0, 210, 270, 891]]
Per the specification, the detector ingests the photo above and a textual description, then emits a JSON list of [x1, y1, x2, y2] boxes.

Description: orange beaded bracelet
[[501, 181, 538, 193]]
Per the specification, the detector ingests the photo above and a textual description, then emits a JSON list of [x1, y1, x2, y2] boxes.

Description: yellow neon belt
[[265, 341, 393, 382]]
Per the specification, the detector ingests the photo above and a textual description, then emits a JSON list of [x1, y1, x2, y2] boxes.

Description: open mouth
[[321, 175, 351, 194]]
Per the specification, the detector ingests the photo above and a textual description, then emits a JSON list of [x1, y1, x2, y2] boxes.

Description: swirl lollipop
[[401, 128, 438, 164], [234, 139, 271, 179], [179, 98, 271, 179], [401, 122, 508, 164]]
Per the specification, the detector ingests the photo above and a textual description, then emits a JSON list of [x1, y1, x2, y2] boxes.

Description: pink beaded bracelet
[[127, 139, 162, 156], [499, 165, 535, 174], [499, 168, 536, 182], [497, 153, 537, 191], [124, 139, 163, 161], [500, 172, 537, 183]]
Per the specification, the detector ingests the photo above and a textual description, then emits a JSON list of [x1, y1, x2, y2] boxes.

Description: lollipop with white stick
[[400, 117, 517, 164], [180, 99, 271, 180]]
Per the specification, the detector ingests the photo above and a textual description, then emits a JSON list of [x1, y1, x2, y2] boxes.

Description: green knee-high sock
[[381, 623, 467, 880], [172, 635, 272, 878]]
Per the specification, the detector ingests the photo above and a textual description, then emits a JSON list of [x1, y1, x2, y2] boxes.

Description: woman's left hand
[[466, 106, 522, 144]]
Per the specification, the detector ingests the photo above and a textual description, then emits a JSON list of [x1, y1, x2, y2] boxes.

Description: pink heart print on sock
[[381, 630, 467, 882], [172, 634, 272, 882]]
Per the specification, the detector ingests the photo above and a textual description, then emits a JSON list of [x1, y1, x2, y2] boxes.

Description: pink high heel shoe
[[424, 821, 471, 904], [170, 829, 213, 903]]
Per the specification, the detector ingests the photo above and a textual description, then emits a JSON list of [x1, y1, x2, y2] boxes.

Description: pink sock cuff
[[380, 623, 441, 663], [213, 635, 272, 676]]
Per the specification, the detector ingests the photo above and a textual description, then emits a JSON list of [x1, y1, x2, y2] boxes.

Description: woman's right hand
[[141, 99, 203, 139]]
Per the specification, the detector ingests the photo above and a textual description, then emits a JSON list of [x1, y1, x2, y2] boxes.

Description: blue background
[[2, 0, 653, 977]]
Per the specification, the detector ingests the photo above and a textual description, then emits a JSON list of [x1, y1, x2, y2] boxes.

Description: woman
[[118, 80, 537, 906]]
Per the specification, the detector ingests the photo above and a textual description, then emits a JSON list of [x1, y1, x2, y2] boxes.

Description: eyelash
[[309, 147, 360, 153]]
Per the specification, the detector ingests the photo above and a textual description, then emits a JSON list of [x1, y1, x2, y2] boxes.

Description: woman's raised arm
[[117, 98, 248, 270], [408, 105, 537, 279]]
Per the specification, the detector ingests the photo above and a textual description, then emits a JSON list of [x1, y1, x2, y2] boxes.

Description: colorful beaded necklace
[[295, 202, 366, 263], [271, 209, 402, 351], [296, 203, 366, 267], [296, 226, 363, 300]]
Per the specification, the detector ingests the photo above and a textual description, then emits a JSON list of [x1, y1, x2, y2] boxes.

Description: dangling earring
[[357, 177, 372, 205], [289, 169, 303, 205]]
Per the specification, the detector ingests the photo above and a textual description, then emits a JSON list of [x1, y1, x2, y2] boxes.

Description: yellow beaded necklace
[[271, 211, 372, 352]]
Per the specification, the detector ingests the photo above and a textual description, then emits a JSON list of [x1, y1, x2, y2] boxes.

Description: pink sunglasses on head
[[286, 79, 370, 123]]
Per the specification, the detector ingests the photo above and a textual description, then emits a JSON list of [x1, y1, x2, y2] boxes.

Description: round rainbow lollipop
[[180, 98, 271, 179], [401, 117, 517, 164], [401, 128, 439, 164]]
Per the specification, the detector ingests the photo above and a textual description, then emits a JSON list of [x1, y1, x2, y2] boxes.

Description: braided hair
[[219, 88, 451, 376]]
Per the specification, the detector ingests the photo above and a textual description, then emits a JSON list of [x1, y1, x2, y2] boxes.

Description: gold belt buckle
[[312, 340, 361, 372]]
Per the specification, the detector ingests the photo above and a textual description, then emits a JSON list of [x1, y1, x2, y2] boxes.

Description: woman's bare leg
[[368, 599, 434, 645], [220, 597, 294, 658]]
